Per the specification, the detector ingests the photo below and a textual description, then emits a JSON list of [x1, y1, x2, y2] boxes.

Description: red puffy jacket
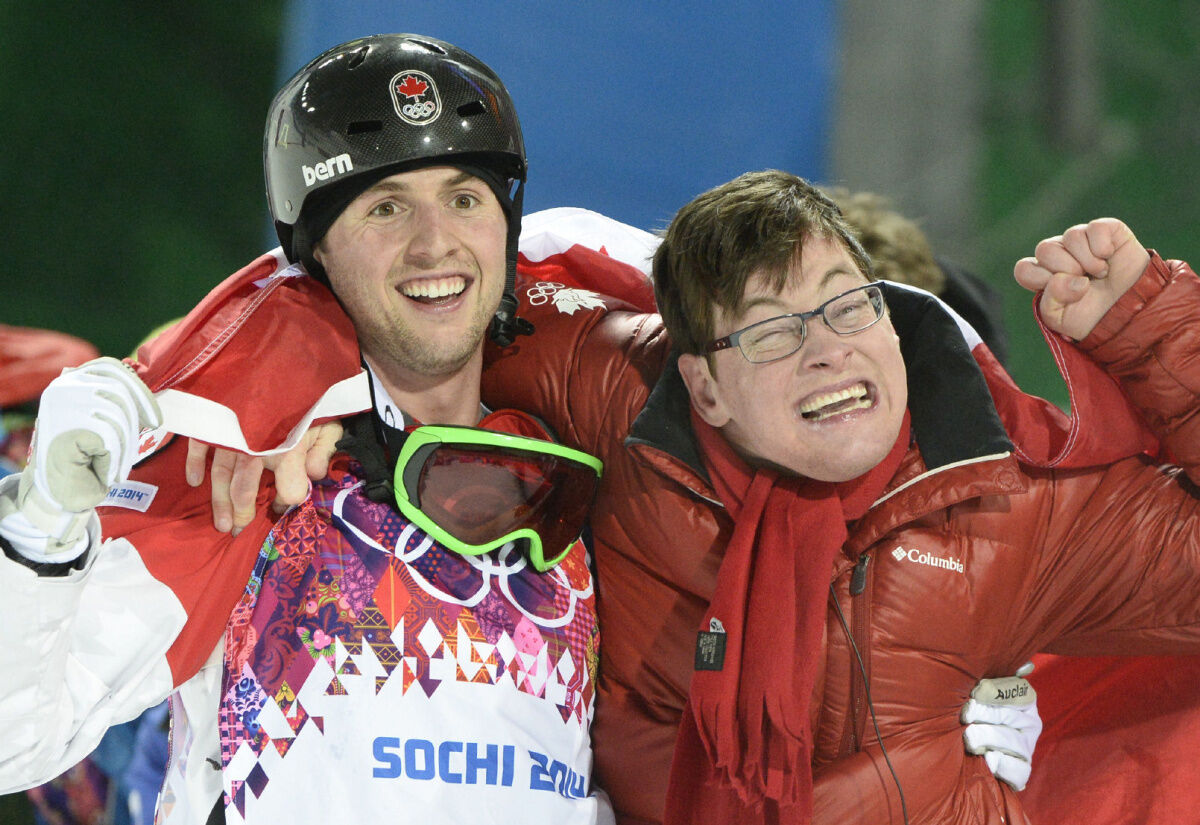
[[483, 253, 1200, 824]]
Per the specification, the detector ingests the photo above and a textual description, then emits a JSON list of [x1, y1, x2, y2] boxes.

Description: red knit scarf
[[665, 407, 912, 822]]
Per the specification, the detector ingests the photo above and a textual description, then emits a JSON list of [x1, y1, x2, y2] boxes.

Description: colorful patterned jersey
[[216, 455, 605, 823]]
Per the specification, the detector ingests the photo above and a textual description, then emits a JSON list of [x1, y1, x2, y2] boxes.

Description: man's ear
[[677, 353, 730, 427]]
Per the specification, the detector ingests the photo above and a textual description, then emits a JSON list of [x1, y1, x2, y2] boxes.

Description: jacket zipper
[[838, 553, 871, 756], [159, 693, 177, 818]]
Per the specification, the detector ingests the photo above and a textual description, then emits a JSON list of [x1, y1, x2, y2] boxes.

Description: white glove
[[961, 662, 1042, 791], [0, 357, 161, 558]]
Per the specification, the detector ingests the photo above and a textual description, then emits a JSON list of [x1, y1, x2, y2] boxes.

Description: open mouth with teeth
[[798, 382, 873, 421], [400, 275, 467, 305]]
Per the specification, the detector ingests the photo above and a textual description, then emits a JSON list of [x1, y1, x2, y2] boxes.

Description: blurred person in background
[[823, 186, 1009, 365], [1, 326, 98, 479]]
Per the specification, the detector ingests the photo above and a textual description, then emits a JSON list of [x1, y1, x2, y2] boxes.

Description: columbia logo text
[[302, 153, 354, 187], [890, 545, 964, 574]]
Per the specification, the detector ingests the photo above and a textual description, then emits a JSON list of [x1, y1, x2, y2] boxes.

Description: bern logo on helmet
[[302, 153, 354, 187], [390, 70, 441, 126]]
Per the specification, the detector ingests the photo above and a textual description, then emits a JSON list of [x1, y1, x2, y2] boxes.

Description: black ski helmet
[[264, 33, 532, 345]]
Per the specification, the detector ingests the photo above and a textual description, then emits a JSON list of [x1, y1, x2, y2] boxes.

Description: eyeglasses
[[392, 425, 603, 572], [706, 284, 886, 364]]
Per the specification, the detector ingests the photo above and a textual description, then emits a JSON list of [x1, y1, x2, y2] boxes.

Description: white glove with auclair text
[[961, 662, 1042, 791], [0, 357, 161, 560]]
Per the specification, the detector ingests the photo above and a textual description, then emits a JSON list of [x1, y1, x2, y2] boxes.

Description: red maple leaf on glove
[[395, 75, 428, 99]]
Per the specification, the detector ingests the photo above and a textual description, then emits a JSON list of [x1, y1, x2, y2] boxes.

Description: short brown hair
[[653, 170, 873, 355]]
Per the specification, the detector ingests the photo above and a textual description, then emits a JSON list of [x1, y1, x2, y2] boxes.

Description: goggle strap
[[336, 412, 397, 504]]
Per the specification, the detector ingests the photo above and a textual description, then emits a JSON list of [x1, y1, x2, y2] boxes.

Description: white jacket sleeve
[[0, 474, 183, 791]]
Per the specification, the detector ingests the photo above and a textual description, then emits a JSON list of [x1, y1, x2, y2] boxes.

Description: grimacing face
[[314, 165, 508, 382], [678, 235, 908, 482]]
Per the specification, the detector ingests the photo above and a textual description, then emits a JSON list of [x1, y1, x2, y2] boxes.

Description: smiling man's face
[[314, 165, 507, 381], [678, 234, 908, 482]]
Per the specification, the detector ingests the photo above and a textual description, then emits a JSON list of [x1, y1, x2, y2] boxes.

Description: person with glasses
[[0, 34, 611, 825], [477, 169, 1200, 825]]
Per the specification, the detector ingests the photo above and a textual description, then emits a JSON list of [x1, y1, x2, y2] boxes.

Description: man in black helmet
[[265, 33, 531, 351], [0, 34, 610, 825]]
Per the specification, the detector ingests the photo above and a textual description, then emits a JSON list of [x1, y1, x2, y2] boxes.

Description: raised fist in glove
[[2, 356, 161, 557], [962, 662, 1042, 791]]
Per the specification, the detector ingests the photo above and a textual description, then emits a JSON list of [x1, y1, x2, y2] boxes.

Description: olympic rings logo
[[402, 100, 436, 120], [525, 281, 565, 306]]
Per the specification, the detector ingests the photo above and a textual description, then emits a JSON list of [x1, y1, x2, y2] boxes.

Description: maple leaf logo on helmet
[[395, 75, 428, 99], [390, 70, 441, 126]]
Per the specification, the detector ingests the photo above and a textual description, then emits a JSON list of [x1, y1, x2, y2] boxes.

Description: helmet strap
[[489, 178, 534, 347]]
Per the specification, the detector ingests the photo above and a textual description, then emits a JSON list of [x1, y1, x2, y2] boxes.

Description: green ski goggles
[[392, 425, 603, 572]]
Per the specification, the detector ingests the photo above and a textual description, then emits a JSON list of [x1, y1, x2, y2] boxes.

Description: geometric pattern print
[[218, 459, 600, 818]]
